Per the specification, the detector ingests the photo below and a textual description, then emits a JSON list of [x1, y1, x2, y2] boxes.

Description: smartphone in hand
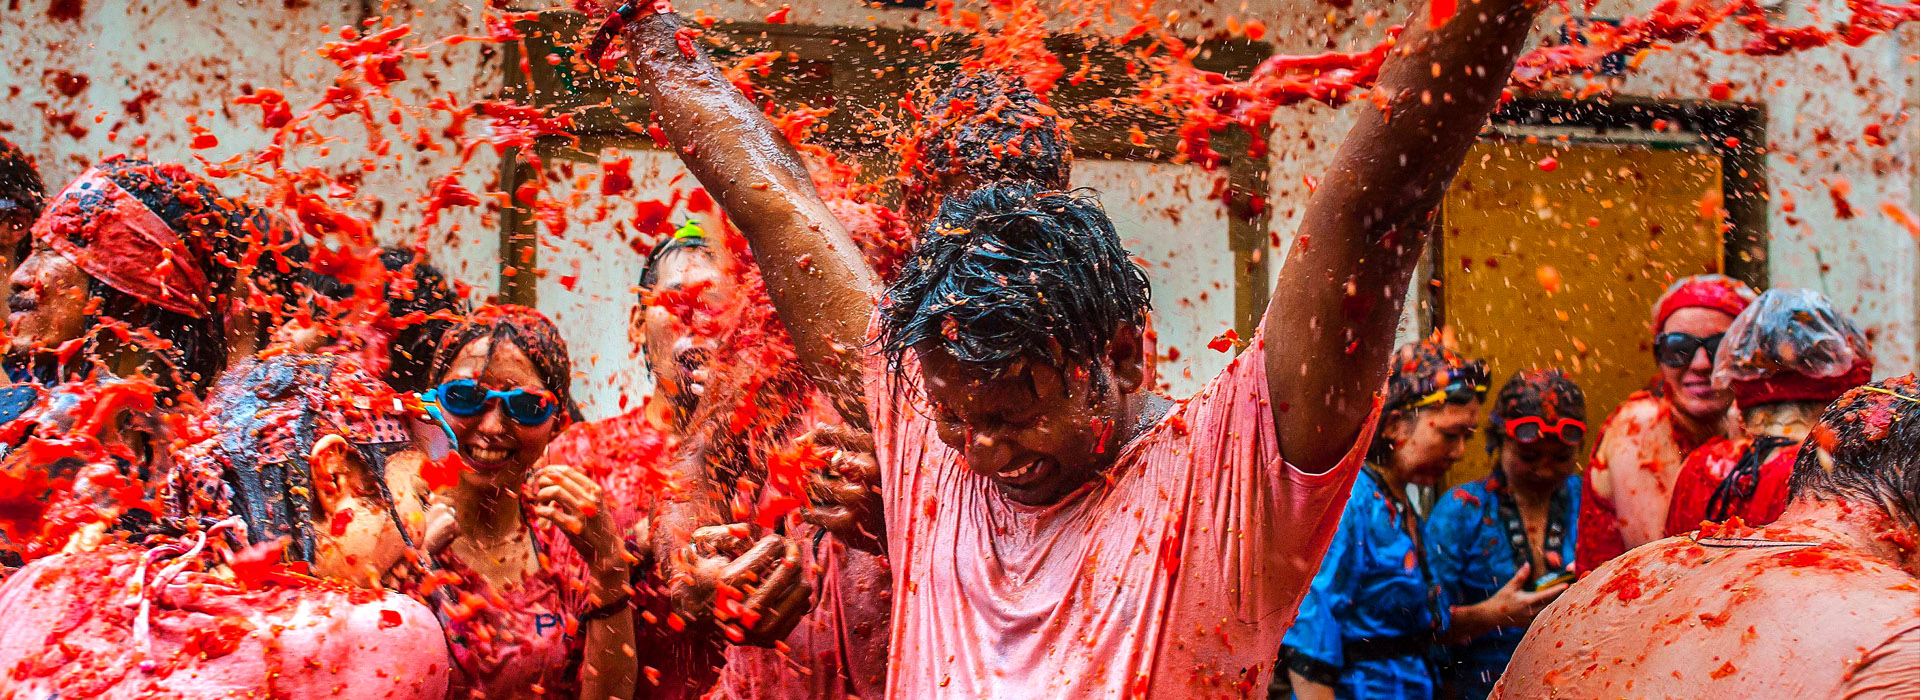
[[1530, 570, 1576, 591]]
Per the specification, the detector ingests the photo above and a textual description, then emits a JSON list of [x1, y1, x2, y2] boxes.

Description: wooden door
[[1439, 139, 1725, 486]]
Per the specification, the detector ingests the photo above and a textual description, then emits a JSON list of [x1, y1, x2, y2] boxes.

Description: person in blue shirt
[[1425, 369, 1584, 699], [1282, 339, 1488, 700]]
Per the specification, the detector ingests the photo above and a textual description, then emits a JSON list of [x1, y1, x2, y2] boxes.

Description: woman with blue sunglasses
[[412, 304, 637, 700]]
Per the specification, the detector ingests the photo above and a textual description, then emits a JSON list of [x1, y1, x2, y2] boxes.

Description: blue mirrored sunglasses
[[428, 379, 560, 425]]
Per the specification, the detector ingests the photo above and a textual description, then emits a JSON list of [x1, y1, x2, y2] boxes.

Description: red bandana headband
[[1651, 274, 1756, 336], [1730, 360, 1874, 408], [32, 168, 213, 319]]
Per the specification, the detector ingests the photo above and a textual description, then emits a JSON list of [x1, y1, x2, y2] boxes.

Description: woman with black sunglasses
[[1425, 369, 1586, 700], [412, 304, 637, 700], [1282, 339, 1495, 700], [1663, 289, 1874, 537], [1575, 274, 1757, 575]]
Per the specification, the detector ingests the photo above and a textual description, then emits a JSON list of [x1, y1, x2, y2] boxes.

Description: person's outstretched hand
[[800, 424, 886, 555], [668, 525, 815, 647], [1487, 564, 1570, 626]]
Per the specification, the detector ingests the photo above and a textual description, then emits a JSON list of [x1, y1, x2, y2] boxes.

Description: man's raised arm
[[610, 4, 878, 428], [1265, 0, 1540, 470]]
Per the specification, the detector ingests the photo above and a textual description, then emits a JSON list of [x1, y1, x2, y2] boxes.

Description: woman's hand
[[668, 525, 814, 647], [421, 498, 460, 555], [1443, 563, 1571, 644], [1485, 564, 1569, 626], [531, 464, 628, 579]]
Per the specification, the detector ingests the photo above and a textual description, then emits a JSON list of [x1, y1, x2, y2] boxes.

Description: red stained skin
[[1500, 501, 1920, 699]]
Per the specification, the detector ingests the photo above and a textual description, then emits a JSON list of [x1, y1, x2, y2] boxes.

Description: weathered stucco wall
[[3, 0, 1914, 417]]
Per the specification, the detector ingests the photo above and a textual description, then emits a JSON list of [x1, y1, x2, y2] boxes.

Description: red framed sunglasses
[[1504, 416, 1587, 445]]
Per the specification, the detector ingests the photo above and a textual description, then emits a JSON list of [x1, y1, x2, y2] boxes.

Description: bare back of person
[[1498, 499, 1920, 699]]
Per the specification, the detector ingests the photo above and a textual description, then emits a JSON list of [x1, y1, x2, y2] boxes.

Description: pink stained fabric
[[867, 330, 1377, 699], [435, 520, 596, 700], [716, 521, 893, 700], [1575, 390, 1713, 575], [0, 545, 449, 699]]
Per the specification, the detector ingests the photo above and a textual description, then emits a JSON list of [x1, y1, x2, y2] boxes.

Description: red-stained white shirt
[[0, 545, 448, 700], [1577, 392, 1718, 573], [867, 332, 1375, 700]]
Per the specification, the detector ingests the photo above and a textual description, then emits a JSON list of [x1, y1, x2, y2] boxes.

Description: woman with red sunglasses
[[1575, 275, 1757, 574], [1663, 289, 1874, 537], [1425, 369, 1586, 699]]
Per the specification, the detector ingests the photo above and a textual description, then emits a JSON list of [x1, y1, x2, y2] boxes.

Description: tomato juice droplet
[[1535, 265, 1563, 293], [1428, 0, 1456, 30], [1208, 329, 1240, 353]]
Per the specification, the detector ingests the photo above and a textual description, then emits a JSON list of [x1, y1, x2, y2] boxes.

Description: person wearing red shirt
[[1574, 274, 1756, 574], [1663, 288, 1873, 536]]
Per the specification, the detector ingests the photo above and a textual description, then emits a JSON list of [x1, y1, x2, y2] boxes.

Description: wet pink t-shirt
[[437, 521, 595, 700], [0, 545, 449, 699], [868, 332, 1375, 699]]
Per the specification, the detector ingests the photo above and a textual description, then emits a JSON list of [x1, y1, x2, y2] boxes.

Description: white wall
[[6, 0, 1917, 412], [0, 0, 506, 303], [1075, 160, 1237, 397]]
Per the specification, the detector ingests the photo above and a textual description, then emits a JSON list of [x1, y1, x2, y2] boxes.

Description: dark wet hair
[[59, 158, 255, 394], [1791, 375, 1920, 527], [225, 225, 309, 359], [430, 304, 584, 423], [879, 182, 1151, 384], [0, 137, 44, 260], [299, 246, 465, 394], [202, 355, 414, 565], [637, 230, 710, 293], [1370, 339, 1489, 464], [378, 247, 464, 394], [1486, 368, 1587, 454], [915, 70, 1072, 195]]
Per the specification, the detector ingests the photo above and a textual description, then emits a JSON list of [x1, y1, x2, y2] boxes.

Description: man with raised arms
[[592, 0, 1544, 694]]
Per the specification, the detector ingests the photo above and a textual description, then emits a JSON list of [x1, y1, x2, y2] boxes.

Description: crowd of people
[[0, 0, 1917, 698]]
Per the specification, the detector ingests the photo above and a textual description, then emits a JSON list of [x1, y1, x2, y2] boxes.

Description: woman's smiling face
[[437, 337, 564, 488]]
